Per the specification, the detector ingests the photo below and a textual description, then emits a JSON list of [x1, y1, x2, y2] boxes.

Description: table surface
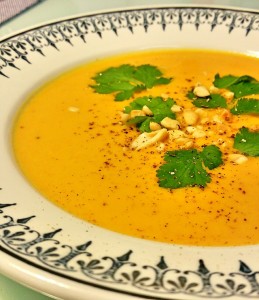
[[1, 0, 259, 299]]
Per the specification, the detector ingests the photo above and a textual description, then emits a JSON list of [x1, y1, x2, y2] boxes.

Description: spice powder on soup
[[13, 49, 259, 246]]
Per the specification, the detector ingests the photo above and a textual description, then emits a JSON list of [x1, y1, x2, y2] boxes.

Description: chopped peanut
[[193, 84, 210, 97], [186, 126, 196, 134], [195, 109, 209, 124], [120, 112, 130, 123], [186, 125, 206, 138], [221, 90, 234, 101], [142, 105, 153, 116], [183, 109, 199, 126], [209, 85, 220, 94], [168, 129, 186, 140], [130, 110, 146, 118], [131, 128, 168, 150], [171, 104, 182, 113], [192, 128, 206, 138], [228, 154, 248, 164], [161, 117, 180, 129], [175, 137, 194, 149], [150, 122, 161, 131]]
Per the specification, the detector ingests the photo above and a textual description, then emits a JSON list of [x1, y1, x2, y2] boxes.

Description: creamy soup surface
[[13, 49, 259, 246]]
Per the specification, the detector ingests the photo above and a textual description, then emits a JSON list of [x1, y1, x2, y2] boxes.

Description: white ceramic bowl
[[1, 5, 259, 300]]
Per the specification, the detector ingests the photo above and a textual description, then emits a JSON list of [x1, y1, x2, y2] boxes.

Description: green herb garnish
[[91, 64, 171, 101], [214, 74, 259, 98], [234, 127, 259, 156], [193, 94, 227, 108], [201, 145, 224, 170], [187, 90, 227, 108], [125, 96, 176, 132], [213, 74, 255, 88], [157, 145, 223, 189], [230, 98, 259, 115]]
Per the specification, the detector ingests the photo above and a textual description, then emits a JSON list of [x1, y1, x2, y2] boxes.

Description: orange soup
[[13, 49, 259, 246]]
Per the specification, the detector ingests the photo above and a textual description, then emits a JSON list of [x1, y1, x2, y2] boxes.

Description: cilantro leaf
[[234, 127, 259, 156], [213, 74, 259, 98], [230, 98, 259, 115], [192, 94, 227, 109], [125, 96, 176, 132], [133, 64, 171, 88], [127, 116, 151, 132], [91, 64, 171, 101], [157, 146, 223, 189], [200, 145, 223, 170], [213, 74, 255, 88], [230, 82, 259, 98], [157, 149, 209, 189]]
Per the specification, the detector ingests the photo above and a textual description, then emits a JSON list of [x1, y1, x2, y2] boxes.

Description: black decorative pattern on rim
[[1, 203, 259, 299], [0, 7, 259, 77], [2, 7, 259, 299]]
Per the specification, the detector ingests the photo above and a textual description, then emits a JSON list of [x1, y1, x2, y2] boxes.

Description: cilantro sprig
[[91, 64, 171, 101], [230, 98, 259, 115], [157, 145, 223, 189], [187, 74, 259, 114], [234, 127, 259, 156], [213, 74, 255, 88], [187, 91, 227, 108], [124, 96, 176, 132], [213, 74, 259, 98]]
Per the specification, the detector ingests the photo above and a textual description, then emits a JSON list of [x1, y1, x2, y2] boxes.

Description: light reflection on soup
[[13, 49, 259, 246]]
